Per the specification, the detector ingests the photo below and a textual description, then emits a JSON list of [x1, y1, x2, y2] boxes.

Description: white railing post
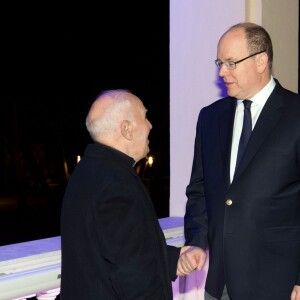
[[36, 288, 60, 300], [12, 295, 35, 300]]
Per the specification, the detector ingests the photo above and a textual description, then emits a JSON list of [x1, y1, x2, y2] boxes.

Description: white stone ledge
[[0, 217, 184, 300], [0, 264, 60, 300]]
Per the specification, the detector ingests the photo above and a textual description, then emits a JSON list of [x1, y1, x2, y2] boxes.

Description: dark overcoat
[[61, 143, 180, 299]]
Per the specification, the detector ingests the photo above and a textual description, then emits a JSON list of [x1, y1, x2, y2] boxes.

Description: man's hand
[[291, 285, 300, 300], [176, 246, 207, 276]]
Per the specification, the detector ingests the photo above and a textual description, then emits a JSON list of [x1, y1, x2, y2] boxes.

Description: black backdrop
[[1, 2, 299, 247], [0, 2, 170, 245]]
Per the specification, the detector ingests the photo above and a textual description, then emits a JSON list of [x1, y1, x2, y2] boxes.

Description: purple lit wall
[[170, 1, 246, 216], [169, 2, 298, 297]]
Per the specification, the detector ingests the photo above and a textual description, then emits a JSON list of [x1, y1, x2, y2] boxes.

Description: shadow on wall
[[215, 71, 228, 98]]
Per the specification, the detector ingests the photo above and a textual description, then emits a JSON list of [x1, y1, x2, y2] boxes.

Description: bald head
[[86, 89, 152, 162], [86, 90, 135, 140]]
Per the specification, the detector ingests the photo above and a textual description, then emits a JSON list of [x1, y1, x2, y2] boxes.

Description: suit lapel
[[218, 98, 237, 186], [233, 83, 285, 180]]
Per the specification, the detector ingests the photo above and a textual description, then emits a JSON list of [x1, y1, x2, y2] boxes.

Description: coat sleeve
[[184, 109, 208, 250], [166, 245, 181, 281]]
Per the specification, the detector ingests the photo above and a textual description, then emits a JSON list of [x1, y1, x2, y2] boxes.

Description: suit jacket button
[[226, 199, 233, 206]]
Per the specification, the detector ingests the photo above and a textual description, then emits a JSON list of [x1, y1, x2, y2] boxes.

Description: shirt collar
[[237, 76, 276, 106], [250, 76, 276, 106]]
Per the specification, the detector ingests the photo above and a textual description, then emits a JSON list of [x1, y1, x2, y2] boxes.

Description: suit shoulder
[[199, 97, 236, 120], [202, 96, 235, 111], [274, 80, 300, 104], [279, 89, 300, 114]]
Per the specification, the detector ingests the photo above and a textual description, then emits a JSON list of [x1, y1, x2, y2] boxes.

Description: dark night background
[[0, 2, 170, 246], [1, 3, 300, 248]]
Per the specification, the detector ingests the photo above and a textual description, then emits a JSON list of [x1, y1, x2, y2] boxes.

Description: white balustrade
[[0, 217, 185, 300]]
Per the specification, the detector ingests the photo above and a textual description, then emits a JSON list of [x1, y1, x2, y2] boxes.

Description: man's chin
[[226, 87, 239, 98]]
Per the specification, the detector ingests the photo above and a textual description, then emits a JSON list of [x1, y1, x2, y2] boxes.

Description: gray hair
[[86, 89, 134, 141], [229, 22, 273, 73]]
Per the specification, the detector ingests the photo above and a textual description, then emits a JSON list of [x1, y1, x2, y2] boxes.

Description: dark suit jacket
[[184, 80, 300, 300], [60, 143, 180, 300]]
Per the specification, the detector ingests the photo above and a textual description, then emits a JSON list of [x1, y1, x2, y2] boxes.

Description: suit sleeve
[[184, 109, 208, 250]]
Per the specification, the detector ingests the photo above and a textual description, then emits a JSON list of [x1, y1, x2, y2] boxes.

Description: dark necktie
[[235, 100, 252, 171]]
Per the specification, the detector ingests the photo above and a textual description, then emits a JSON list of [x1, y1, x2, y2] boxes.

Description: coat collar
[[218, 97, 237, 186], [84, 142, 137, 175]]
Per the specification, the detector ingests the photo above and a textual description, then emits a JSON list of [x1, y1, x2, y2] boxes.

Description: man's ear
[[121, 120, 133, 140], [257, 52, 268, 73]]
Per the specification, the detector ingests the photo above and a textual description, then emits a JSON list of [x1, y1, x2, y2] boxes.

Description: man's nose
[[218, 64, 229, 77]]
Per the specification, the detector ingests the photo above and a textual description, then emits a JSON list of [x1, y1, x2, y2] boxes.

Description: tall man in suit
[[60, 90, 189, 299], [177, 23, 300, 300]]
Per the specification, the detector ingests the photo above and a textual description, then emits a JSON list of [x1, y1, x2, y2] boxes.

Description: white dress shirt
[[230, 77, 276, 182]]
